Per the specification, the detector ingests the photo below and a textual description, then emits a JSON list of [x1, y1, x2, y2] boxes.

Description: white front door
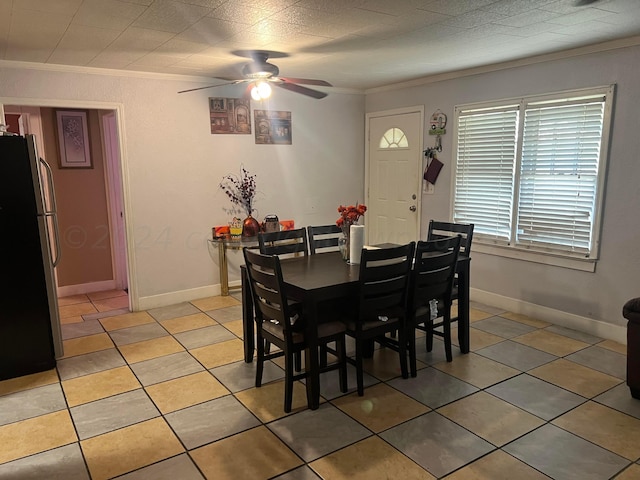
[[366, 107, 424, 245]]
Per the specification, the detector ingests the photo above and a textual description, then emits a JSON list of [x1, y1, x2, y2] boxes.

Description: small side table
[[208, 237, 258, 296]]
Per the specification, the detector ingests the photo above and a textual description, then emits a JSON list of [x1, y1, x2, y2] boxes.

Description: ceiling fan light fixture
[[251, 81, 272, 100]]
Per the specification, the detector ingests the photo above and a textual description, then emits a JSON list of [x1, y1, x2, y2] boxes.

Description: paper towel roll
[[349, 225, 365, 264]]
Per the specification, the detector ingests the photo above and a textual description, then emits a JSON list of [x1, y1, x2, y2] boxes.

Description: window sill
[[473, 243, 596, 272]]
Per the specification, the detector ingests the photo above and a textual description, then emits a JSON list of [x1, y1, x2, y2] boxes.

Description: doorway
[[1, 103, 131, 310], [365, 107, 424, 245]]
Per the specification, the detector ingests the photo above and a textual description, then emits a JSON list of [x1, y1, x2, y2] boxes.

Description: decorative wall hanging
[[209, 97, 251, 134], [254, 110, 292, 145], [55, 109, 92, 168]]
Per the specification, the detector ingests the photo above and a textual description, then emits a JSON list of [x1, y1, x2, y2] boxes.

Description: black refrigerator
[[0, 133, 63, 380]]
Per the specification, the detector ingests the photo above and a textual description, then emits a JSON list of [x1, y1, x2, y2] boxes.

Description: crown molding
[[365, 35, 640, 95]]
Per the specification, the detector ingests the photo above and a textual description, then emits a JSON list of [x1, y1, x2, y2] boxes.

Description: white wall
[[0, 65, 365, 309], [366, 44, 640, 336]]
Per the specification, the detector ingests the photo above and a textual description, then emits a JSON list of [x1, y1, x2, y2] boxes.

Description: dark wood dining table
[[240, 250, 471, 410]]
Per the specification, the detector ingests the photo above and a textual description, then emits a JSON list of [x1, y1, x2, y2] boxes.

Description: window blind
[[453, 87, 611, 261], [454, 108, 518, 243], [518, 101, 604, 255]]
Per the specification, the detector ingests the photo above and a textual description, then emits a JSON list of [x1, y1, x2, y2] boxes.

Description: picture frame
[[209, 97, 251, 134], [55, 109, 92, 168], [254, 110, 292, 145]]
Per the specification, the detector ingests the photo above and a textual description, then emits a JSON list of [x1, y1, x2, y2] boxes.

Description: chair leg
[[255, 330, 265, 388], [355, 339, 365, 396], [408, 327, 417, 377], [398, 326, 409, 379], [284, 350, 294, 413], [320, 344, 328, 368], [337, 337, 348, 393], [426, 319, 434, 352], [443, 314, 453, 362], [294, 351, 302, 372]]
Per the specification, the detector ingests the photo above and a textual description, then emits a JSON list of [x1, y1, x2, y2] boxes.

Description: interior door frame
[[0, 98, 138, 311], [364, 105, 425, 244]]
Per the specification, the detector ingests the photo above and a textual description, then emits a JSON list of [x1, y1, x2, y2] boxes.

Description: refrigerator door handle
[[40, 157, 62, 267]]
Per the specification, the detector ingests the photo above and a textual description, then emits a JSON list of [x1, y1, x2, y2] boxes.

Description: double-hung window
[[453, 85, 614, 271]]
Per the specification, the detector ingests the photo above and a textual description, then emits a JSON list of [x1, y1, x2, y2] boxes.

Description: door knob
[[409, 205, 417, 212]]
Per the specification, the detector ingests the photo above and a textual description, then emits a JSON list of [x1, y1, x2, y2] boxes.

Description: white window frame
[[452, 85, 615, 272]]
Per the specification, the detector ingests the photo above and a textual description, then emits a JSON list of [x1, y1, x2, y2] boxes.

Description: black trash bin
[[624, 298, 640, 399]]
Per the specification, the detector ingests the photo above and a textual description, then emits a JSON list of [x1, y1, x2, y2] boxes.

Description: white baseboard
[[57, 280, 116, 297], [472, 288, 627, 345], [137, 283, 234, 311]]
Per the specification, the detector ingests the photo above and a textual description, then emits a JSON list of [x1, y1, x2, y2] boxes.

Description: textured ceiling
[[1, 0, 639, 92]]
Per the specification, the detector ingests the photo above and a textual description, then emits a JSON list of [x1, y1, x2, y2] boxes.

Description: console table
[[207, 237, 258, 296]]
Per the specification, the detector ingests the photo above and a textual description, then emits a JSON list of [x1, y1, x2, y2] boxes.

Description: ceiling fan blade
[[279, 77, 332, 87], [274, 82, 328, 99], [177, 80, 244, 94]]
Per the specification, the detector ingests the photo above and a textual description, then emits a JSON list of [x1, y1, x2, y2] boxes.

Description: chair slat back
[[427, 220, 474, 256], [307, 224, 342, 254], [409, 236, 461, 312], [357, 243, 415, 321], [258, 227, 309, 257], [243, 248, 295, 332]]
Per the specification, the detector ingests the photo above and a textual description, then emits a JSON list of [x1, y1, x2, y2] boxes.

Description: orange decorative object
[[279, 220, 295, 231], [213, 225, 230, 238]]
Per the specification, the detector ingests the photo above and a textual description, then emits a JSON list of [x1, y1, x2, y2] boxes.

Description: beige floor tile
[[160, 312, 217, 334], [191, 426, 302, 480], [81, 417, 183, 480], [222, 319, 244, 338], [332, 383, 429, 433], [598, 339, 627, 355], [438, 391, 544, 446], [59, 302, 98, 319], [434, 353, 519, 389], [145, 371, 229, 414], [443, 450, 550, 480], [0, 369, 58, 396], [93, 296, 130, 312], [235, 380, 310, 422], [57, 294, 90, 306], [614, 464, 640, 479], [191, 295, 240, 311], [62, 366, 140, 407], [552, 401, 640, 460], [513, 329, 589, 356], [311, 436, 435, 480], [0, 410, 77, 464], [451, 327, 505, 351], [362, 348, 424, 381], [100, 311, 156, 331], [60, 315, 85, 324], [87, 289, 128, 301], [118, 336, 185, 364], [190, 338, 245, 368], [469, 308, 494, 322], [529, 359, 622, 398], [63, 333, 114, 358], [500, 312, 551, 328]]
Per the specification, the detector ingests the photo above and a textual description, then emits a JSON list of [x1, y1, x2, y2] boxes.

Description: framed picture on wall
[[55, 109, 92, 168]]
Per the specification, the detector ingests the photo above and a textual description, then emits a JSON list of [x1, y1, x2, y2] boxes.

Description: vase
[[339, 224, 351, 262], [242, 214, 260, 237]]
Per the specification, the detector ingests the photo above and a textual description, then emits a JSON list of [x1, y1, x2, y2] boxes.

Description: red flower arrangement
[[219, 167, 257, 217], [336, 203, 367, 229]]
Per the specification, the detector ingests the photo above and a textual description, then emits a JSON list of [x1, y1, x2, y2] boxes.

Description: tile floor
[[1, 290, 639, 479]]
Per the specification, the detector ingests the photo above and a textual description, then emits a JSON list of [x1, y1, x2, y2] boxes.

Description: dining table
[[240, 250, 471, 410]]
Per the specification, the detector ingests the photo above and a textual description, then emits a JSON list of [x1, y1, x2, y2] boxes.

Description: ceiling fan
[[178, 50, 332, 99]]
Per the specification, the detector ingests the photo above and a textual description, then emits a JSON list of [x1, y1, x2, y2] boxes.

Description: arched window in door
[[379, 127, 409, 149]]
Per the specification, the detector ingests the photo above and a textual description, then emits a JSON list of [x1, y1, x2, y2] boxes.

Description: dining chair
[[258, 227, 309, 257], [409, 236, 461, 370], [342, 242, 415, 396], [426, 220, 474, 340], [307, 224, 342, 254], [243, 248, 348, 412]]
